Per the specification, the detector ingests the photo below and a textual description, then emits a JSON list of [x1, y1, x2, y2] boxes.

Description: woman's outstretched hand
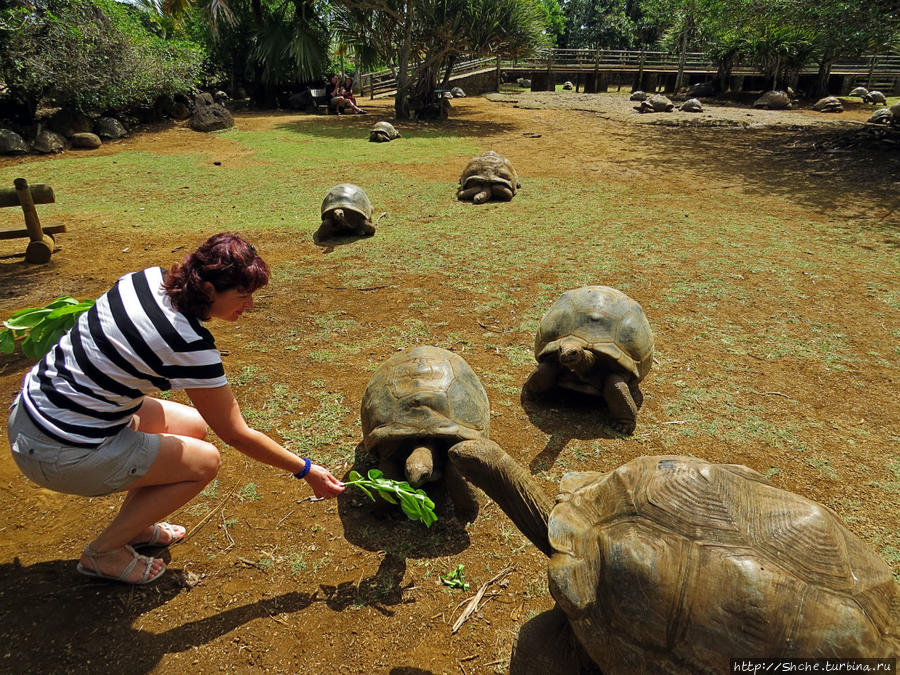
[[304, 464, 345, 499]]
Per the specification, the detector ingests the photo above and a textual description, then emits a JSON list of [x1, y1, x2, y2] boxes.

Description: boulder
[[189, 103, 234, 132], [194, 92, 215, 108], [70, 132, 102, 149], [686, 81, 715, 98], [170, 102, 191, 120], [0, 129, 29, 155], [33, 129, 66, 154], [95, 116, 127, 139], [48, 108, 92, 137]]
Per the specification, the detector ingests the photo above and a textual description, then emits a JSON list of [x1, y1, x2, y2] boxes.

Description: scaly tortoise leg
[[603, 373, 639, 435]]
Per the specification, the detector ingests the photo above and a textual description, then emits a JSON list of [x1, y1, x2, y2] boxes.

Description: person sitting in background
[[326, 74, 366, 114], [342, 77, 364, 111], [6, 233, 345, 585]]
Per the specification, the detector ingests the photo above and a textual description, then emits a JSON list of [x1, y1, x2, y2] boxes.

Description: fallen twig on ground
[[451, 565, 514, 634]]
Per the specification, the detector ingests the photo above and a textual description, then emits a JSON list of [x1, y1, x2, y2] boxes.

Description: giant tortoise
[[457, 150, 520, 204], [524, 286, 653, 435], [448, 443, 900, 674], [636, 94, 674, 113], [369, 121, 400, 143], [812, 96, 843, 113], [864, 90, 888, 106], [360, 345, 490, 521], [317, 183, 375, 239], [754, 90, 792, 109]]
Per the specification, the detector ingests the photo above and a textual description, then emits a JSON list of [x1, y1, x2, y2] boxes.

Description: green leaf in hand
[[345, 469, 438, 527]]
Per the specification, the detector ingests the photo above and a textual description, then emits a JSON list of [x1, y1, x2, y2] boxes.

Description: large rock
[[94, 116, 127, 139], [189, 103, 234, 132], [194, 92, 215, 108], [33, 129, 66, 154], [0, 129, 28, 155], [48, 108, 92, 137], [70, 132, 102, 149]]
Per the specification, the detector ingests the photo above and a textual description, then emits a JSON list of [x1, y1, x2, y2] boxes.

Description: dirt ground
[[0, 90, 897, 675]]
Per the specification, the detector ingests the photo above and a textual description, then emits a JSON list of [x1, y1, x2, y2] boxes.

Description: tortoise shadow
[[336, 443, 470, 610], [0, 558, 318, 674], [312, 228, 376, 253], [520, 388, 619, 473]]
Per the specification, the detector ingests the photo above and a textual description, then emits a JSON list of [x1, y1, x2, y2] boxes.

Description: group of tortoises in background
[[316, 147, 520, 239], [628, 84, 896, 124], [354, 285, 898, 670]]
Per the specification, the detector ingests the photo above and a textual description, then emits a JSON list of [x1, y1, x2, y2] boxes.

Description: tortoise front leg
[[472, 188, 492, 204], [444, 461, 479, 523], [457, 186, 482, 201], [316, 216, 336, 240], [523, 360, 561, 399], [491, 184, 514, 201], [357, 218, 376, 237], [603, 373, 639, 435]]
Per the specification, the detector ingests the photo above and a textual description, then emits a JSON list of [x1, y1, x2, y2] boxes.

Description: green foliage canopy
[[0, 0, 205, 116]]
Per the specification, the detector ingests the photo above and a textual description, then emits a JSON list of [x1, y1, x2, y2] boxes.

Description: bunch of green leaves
[[1, 297, 95, 359], [440, 564, 469, 590], [344, 469, 437, 527]]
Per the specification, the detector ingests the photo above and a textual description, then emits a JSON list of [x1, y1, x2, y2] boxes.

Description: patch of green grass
[[281, 388, 353, 461], [239, 482, 263, 502], [231, 364, 264, 387], [199, 479, 219, 498], [805, 456, 836, 478]]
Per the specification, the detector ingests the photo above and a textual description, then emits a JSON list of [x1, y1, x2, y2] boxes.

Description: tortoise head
[[558, 341, 596, 372]]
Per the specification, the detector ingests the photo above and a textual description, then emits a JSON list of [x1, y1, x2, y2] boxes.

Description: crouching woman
[[6, 233, 344, 584]]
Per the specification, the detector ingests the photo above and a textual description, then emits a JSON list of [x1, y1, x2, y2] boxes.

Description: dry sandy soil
[[0, 91, 897, 675]]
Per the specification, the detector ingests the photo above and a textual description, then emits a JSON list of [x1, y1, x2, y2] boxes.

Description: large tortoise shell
[[534, 286, 653, 382], [548, 456, 900, 672], [369, 121, 400, 142], [321, 183, 373, 220], [361, 346, 490, 458], [458, 151, 519, 194]]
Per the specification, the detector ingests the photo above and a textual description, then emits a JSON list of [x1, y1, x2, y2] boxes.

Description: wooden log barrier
[[0, 179, 63, 263]]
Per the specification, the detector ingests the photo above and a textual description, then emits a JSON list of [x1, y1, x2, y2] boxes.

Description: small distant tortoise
[[517, 78, 532, 88], [812, 96, 843, 113], [450, 86, 466, 98], [629, 90, 648, 101], [678, 97, 703, 113], [863, 90, 887, 105], [868, 108, 894, 125], [317, 183, 375, 239], [524, 286, 653, 435], [848, 86, 870, 98], [457, 150, 520, 204], [360, 345, 490, 521], [562, 81, 574, 90], [636, 94, 674, 113], [754, 90, 792, 109], [447, 446, 900, 674], [369, 121, 400, 143]]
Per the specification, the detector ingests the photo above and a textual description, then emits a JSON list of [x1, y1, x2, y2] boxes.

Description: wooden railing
[[359, 49, 899, 97], [503, 48, 900, 77], [359, 56, 496, 98]]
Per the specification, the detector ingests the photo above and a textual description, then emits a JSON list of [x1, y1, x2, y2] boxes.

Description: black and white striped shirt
[[20, 266, 227, 447]]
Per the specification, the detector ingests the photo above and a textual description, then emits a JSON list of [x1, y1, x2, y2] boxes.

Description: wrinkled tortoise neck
[[449, 439, 554, 557], [560, 342, 595, 372]]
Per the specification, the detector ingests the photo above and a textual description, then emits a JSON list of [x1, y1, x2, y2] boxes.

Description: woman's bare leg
[[79, 398, 219, 581]]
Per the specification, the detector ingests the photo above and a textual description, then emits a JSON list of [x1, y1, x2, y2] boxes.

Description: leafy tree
[[332, 0, 549, 119], [0, 0, 205, 121], [150, 0, 330, 104]]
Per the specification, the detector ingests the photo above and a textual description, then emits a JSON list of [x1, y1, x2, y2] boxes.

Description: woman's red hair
[[164, 233, 269, 319]]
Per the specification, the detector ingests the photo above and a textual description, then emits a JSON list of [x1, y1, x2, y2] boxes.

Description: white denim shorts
[[7, 399, 160, 497]]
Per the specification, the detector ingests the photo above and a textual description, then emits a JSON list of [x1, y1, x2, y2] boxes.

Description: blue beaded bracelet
[[293, 457, 312, 479]]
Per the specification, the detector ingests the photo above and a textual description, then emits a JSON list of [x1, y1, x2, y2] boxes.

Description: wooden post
[[593, 49, 601, 94], [14, 178, 53, 264], [546, 50, 554, 91]]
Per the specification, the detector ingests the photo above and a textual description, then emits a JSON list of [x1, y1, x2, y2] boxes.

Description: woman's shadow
[[329, 444, 470, 616], [0, 556, 318, 674], [520, 387, 618, 473]]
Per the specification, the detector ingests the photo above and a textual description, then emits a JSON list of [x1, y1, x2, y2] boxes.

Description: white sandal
[[76, 544, 165, 584], [132, 522, 185, 548]]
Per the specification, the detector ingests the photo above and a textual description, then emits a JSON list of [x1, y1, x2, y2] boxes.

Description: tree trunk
[[440, 55, 456, 88], [675, 35, 687, 92], [815, 57, 833, 98], [394, 1, 414, 119]]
